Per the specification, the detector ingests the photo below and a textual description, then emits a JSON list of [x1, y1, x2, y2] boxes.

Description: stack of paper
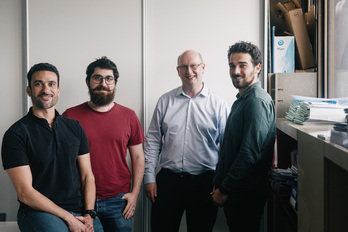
[[285, 100, 301, 122], [285, 96, 348, 124]]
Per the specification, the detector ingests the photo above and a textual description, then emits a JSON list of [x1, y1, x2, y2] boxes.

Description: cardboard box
[[273, 0, 315, 70], [305, 5, 316, 55], [272, 30, 295, 73]]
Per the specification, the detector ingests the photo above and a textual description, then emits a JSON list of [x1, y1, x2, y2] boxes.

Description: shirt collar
[[175, 82, 208, 98], [28, 107, 61, 125]]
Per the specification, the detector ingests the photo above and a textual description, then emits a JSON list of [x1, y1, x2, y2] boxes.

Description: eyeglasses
[[91, 75, 115, 85], [178, 63, 203, 71]]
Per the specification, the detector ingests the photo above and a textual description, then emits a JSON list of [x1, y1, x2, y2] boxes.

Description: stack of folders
[[269, 167, 298, 206], [285, 95, 348, 124], [330, 108, 348, 148]]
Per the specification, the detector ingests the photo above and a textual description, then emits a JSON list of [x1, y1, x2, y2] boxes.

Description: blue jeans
[[95, 193, 133, 232], [17, 207, 104, 232]]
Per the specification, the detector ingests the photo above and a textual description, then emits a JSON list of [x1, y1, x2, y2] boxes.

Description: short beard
[[232, 72, 256, 90], [31, 93, 57, 110], [232, 79, 252, 90], [89, 85, 115, 106]]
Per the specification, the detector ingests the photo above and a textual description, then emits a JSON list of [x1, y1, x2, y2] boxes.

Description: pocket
[[116, 192, 127, 201]]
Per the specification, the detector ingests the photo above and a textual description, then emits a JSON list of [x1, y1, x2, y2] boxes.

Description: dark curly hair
[[27, 63, 60, 88], [86, 56, 119, 82], [227, 41, 262, 76]]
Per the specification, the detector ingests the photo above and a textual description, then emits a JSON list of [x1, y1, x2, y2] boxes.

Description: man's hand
[[121, 192, 138, 219], [210, 187, 228, 207], [76, 215, 94, 231], [65, 214, 89, 232], [144, 182, 157, 204]]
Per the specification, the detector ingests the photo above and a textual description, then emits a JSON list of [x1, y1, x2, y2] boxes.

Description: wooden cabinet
[[268, 73, 317, 118], [274, 119, 348, 232]]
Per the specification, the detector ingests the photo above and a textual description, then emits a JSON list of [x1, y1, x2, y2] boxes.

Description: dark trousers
[[223, 191, 267, 232], [151, 168, 218, 232]]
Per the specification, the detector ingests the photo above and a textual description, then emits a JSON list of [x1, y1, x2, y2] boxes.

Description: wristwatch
[[84, 209, 97, 219]]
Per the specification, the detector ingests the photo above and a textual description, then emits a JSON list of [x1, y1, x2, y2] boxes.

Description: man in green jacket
[[211, 41, 276, 232]]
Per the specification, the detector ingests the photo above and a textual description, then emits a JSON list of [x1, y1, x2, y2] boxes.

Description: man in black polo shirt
[[1, 63, 103, 232]]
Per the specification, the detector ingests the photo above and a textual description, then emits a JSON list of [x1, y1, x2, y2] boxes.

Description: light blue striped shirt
[[144, 84, 229, 184]]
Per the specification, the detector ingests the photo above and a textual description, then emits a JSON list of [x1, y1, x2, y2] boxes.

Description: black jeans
[[151, 168, 218, 232], [223, 191, 267, 232]]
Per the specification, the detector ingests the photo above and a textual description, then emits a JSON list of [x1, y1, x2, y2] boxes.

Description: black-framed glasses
[[178, 63, 203, 71], [91, 75, 115, 85]]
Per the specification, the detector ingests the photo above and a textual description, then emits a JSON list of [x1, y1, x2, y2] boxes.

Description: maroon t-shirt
[[63, 102, 145, 199]]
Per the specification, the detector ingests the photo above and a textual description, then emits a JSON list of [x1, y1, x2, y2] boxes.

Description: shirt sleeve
[[143, 99, 164, 184], [1, 129, 29, 170], [76, 120, 90, 156], [128, 111, 146, 146]]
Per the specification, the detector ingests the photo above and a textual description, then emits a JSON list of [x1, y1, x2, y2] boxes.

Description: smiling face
[[177, 50, 205, 90], [87, 67, 116, 106], [26, 70, 60, 110], [229, 52, 261, 94]]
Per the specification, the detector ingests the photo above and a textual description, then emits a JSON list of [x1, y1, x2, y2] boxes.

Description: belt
[[161, 168, 214, 179]]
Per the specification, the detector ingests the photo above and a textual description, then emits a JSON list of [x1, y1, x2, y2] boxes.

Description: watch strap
[[84, 209, 97, 219]]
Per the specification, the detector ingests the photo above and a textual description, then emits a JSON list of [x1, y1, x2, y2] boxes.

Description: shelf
[[267, 181, 297, 232]]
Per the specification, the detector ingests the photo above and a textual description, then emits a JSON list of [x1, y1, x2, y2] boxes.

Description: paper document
[[291, 95, 348, 105], [286, 96, 348, 124]]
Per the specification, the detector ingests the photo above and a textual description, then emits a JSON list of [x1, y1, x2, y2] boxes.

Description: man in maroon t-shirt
[[63, 56, 145, 232]]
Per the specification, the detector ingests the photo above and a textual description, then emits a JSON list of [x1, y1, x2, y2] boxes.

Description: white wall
[[0, 0, 264, 231], [0, 0, 25, 221], [147, 0, 264, 117], [28, 0, 143, 117]]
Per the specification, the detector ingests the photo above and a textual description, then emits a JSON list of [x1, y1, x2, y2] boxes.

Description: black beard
[[232, 73, 255, 90], [89, 85, 115, 106], [233, 79, 252, 90]]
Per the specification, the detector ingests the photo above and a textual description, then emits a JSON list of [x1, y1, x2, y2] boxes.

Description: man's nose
[[99, 78, 108, 86], [186, 66, 194, 74], [232, 66, 241, 75], [41, 84, 50, 92]]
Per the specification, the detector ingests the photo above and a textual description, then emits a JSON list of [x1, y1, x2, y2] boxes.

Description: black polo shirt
[[1, 108, 90, 212]]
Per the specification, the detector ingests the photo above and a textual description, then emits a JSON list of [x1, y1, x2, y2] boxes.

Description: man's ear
[[255, 63, 261, 75], [201, 63, 206, 74], [26, 86, 31, 97]]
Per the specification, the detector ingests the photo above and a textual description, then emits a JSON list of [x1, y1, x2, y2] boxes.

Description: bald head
[[177, 50, 204, 66]]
